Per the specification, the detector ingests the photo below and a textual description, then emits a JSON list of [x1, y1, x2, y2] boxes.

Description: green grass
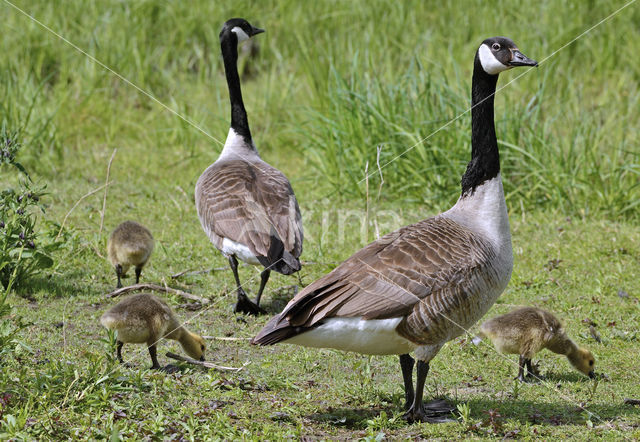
[[1, 0, 639, 439], [2, 213, 639, 439]]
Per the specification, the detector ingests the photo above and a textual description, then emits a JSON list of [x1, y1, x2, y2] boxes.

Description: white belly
[[283, 317, 416, 355], [221, 238, 261, 265]]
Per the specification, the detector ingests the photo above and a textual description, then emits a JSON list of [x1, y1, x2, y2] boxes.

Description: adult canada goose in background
[[107, 221, 154, 288], [195, 18, 303, 316], [100, 293, 206, 370], [253, 37, 537, 423], [478, 306, 596, 381]]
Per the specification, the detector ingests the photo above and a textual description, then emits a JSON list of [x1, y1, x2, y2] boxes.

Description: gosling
[[100, 293, 206, 369], [478, 306, 595, 382], [107, 221, 154, 288]]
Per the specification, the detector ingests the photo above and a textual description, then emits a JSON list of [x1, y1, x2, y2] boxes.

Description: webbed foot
[[233, 291, 266, 316], [404, 399, 456, 423], [525, 373, 542, 382], [159, 364, 180, 374]]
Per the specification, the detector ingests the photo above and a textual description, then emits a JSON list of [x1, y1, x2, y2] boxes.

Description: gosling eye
[[201, 344, 205, 351], [492, 43, 501, 51], [589, 360, 594, 366]]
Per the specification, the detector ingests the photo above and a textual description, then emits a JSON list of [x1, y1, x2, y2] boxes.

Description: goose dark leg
[[148, 344, 161, 370], [404, 360, 455, 423], [116, 341, 124, 363], [254, 269, 271, 308], [516, 355, 527, 382], [135, 266, 142, 284], [399, 354, 415, 410], [115, 264, 124, 288], [229, 256, 263, 315], [405, 360, 429, 423]]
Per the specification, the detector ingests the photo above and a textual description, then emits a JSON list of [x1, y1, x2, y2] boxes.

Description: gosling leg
[[116, 341, 124, 363], [525, 358, 540, 381], [516, 355, 527, 382], [135, 266, 142, 284], [115, 264, 124, 289], [148, 344, 161, 370]]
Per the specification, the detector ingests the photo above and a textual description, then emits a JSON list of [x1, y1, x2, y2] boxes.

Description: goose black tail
[[257, 232, 301, 275]]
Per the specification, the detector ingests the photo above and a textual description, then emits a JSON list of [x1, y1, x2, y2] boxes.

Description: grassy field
[[1, 0, 639, 439]]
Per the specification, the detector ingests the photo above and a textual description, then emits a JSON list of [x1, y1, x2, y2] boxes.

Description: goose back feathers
[[253, 208, 509, 350], [195, 154, 303, 275]]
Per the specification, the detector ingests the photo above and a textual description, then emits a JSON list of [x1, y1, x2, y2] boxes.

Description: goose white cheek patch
[[478, 44, 509, 75], [231, 27, 250, 42]]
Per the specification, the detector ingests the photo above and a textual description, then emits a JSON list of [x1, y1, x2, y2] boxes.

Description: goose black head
[[220, 18, 265, 43], [477, 36, 537, 75]]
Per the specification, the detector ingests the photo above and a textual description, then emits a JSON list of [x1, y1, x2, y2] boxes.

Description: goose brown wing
[[253, 216, 495, 344], [196, 159, 303, 260]]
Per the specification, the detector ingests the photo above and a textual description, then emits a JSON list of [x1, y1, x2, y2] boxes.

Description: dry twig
[[165, 352, 245, 372], [376, 144, 384, 200], [99, 148, 117, 234], [170, 267, 228, 279], [105, 283, 210, 304], [201, 336, 251, 341]]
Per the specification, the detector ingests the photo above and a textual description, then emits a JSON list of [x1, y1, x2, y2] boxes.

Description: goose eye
[[492, 43, 501, 51]]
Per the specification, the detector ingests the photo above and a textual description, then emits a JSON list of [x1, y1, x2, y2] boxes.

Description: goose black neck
[[460, 53, 500, 196], [221, 33, 253, 144]]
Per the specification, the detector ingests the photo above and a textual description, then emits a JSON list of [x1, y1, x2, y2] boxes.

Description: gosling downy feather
[[253, 37, 537, 423], [107, 221, 154, 288], [195, 18, 303, 316], [100, 293, 206, 369], [479, 306, 596, 381]]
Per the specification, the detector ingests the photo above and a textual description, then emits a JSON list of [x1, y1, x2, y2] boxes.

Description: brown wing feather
[[195, 159, 303, 261], [253, 216, 496, 344]]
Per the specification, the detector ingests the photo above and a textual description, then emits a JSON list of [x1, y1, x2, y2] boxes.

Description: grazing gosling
[[100, 293, 206, 369], [478, 306, 595, 381], [107, 221, 154, 288]]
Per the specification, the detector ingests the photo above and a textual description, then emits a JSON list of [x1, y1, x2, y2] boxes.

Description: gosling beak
[[250, 26, 265, 36], [199, 356, 205, 362], [509, 50, 538, 67], [588, 371, 595, 379]]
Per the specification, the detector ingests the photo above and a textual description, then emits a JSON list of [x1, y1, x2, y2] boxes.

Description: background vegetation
[[0, 0, 638, 439]]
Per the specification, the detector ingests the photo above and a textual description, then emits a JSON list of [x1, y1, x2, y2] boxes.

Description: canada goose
[[107, 221, 154, 288], [195, 18, 303, 315], [478, 306, 596, 381], [100, 293, 206, 369], [252, 37, 537, 422]]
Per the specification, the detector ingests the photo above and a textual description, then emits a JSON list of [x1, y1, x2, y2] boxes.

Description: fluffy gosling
[[100, 293, 206, 369], [479, 306, 595, 381], [107, 221, 154, 288]]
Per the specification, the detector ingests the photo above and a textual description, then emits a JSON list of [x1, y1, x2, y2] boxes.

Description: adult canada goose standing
[[253, 37, 537, 422], [195, 18, 303, 315], [107, 221, 154, 288]]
